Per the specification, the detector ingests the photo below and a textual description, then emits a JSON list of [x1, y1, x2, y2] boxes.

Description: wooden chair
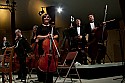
[[54, 51, 82, 83], [0, 47, 14, 83]]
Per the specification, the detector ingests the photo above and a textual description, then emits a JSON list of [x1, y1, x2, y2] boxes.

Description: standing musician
[[27, 25, 39, 72], [85, 14, 108, 64], [70, 19, 88, 65], [36, 14, 59, 83], [14, 29, 32, 82], [31, 25, 38, 45]]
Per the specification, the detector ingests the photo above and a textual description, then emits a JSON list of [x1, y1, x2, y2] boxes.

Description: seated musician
[[14, 29, 32, 82], [85, 14, 108, 64], [0, 36, 11, 54], [70, 19, 88, 65], [36, 14, 59, 83]]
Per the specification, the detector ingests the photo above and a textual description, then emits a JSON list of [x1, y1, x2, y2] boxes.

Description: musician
[[70, 19, 88, 65], [36, 14, 59, 83], [31, 25, 38, 45], [14, 29, 32, 82], [85, 14, 108, 64], [0, 37, 11, 54]]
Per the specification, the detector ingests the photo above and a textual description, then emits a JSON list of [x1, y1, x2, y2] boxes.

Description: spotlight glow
[[57, 7, 63, 13]]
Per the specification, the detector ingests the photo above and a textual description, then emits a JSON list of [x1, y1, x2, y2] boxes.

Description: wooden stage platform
[[56, 62, 124, 79], [0, 62, 124, 82]]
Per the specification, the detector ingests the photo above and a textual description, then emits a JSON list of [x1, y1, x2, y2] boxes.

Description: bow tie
[[77, 26, 81, 27], [90, 21, 94, 23]]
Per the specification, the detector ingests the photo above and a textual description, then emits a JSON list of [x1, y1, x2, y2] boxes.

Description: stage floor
[[57, 62, 124, 79], [81, 62, 123, 68], [0, 62, 124, 83], [61, 62, 123, 68], [0, 75, 124, 83]]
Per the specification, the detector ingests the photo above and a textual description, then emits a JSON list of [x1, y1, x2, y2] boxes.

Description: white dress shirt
[[90, 22, 95, 30], [15, 35, 23, 48], [77, 27, 80, 36]]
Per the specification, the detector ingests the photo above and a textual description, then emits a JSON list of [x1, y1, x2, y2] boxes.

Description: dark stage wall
[[0, 0, 124, 61]]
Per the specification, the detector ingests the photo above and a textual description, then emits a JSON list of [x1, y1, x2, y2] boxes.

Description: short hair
[[88, 13, 94, 16], [33, 25, 38, 29], [3, 36, 6, 38], [76, 19, 81, 21], [15, 29, 21, 33], [88, 14, 95, 18]]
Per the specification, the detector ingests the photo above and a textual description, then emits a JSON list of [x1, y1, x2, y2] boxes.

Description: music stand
[[97, 5, 113, 64]]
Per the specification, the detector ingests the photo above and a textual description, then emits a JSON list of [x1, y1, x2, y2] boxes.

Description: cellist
[[36, 14, 59, 83]]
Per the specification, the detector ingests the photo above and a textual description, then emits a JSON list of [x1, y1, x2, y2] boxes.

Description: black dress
[[36, 24, 59, 83]]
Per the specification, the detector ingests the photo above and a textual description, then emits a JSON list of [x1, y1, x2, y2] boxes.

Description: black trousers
[[70, 42, 88, 65], [37, 68, 53, 83], [96, 44, 106, 63], [76, 49, 88, 64], [18, 57, 27, 79]]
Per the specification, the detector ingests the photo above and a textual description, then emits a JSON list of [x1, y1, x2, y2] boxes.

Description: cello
[[28, 25, 39, 69], [38, 26, 59, 72], [26, 41, 39, 70]]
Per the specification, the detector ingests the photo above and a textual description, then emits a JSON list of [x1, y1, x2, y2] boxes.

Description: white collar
[[42, 24, 50, 26]]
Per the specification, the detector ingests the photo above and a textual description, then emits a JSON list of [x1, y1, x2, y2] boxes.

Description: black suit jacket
[[85, 22, 108, 43], [15, 36, 32, 58], [85, 22, 100, 42], [70, 26, 87, 49]]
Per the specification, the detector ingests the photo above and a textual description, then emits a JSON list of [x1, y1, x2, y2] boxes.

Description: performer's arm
[[23, 38, 33, 53], [37, 34, 50, 39], [53, 27, 59, 39]]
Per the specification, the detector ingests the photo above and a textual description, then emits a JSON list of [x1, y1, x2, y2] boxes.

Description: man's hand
[[103, 22, 106, 26], [79, 35, 82, 39]]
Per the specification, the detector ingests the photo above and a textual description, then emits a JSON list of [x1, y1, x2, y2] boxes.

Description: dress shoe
[[21, 78, 26, 82], [91, 60, 95, 65], [84, 62, 88, 65], [96, 60, 101, 64], [21, 77, 26, 80]]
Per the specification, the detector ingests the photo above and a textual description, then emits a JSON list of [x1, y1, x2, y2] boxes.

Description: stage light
[[38, 7, 44, 16], [57, 7, 63, 13]]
